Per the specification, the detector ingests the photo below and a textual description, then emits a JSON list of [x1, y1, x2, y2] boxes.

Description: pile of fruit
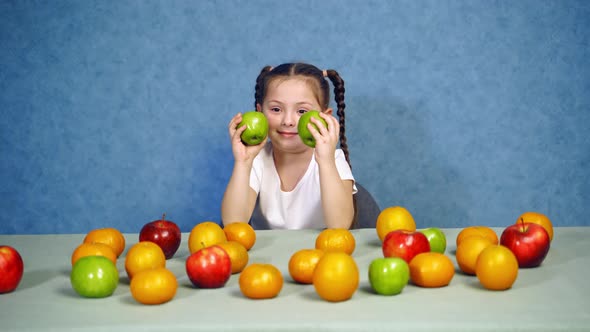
[[0, 208, 553, 305]]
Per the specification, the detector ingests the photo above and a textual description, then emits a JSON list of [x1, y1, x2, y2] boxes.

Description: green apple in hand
[[239, 111, 269, 146], [298, 110, 328, 148], [420, 227, 447, 253], [368, 257, 410, 295]]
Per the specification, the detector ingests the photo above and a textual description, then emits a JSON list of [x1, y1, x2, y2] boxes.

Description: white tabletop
[[1, 227, 589, 331]]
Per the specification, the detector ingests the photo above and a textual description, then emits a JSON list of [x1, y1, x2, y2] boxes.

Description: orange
[[130, 268, 178, 305], [409, 252, 455, 287], [71, 242, 117, 266], [312, 252, 359, 302], [188, 221, 227, 254], [125, 241, 166, 279], [455, 226, 498, 248], [239, 264, 283, 299], [376, 206, 416, 242], [216, 241, 249, 274], [83, 227, 126, 257], [288, 249, 325, 284], [315, 228, 356, 255], [455, 236, 494, 275], [223, 222, 256, 250], [517, 212, 553, 241], [476, 245, 519, 290]]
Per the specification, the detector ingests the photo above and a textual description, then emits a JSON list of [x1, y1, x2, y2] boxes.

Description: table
[[1, 227, 589, 331]]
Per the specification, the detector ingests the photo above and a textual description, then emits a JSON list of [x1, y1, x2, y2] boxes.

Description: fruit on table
[[223, 222, 256, 251], [288, 248, 324, 284], [186, 245, 231, 288], [297, 110, 328, 148], [455, 226, 498, 248], [500, 221, 550, 268], [239, 263, 284, 299], [312, 252, 359, 302], [139, 213, 181, 259], [130, 267, 177, 305], [71, 242, 117, 266], [409, 252, 455, 288], [419, 227, 447, 253], [188, 221, 227, 254], [368, 257, 410, 295], [125, 241, 166, 280], [70, 255, 118, 298], [382, 229, 430, 263], [315, 228, 356, 255], [0, 245, 24, 293], [376, 206, 416, 242], [456, 235, 494, 275], [216, 241, 249, 274], [476, 245, 519, 291], [239, 111, 269, 146], [516, 211, 553, 241], [83, 227, 126, 257]]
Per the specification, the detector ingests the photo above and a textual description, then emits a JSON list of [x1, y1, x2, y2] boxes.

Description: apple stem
[[162, 213, 166, 221]]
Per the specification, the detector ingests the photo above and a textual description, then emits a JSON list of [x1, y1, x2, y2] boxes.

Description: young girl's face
[[257, 78, 331, 153]]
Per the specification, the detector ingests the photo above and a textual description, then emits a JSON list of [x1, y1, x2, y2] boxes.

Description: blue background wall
[[1, 0, 588, 234]]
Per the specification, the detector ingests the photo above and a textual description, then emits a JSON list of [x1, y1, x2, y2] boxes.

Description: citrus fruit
[[239, 263, 283, 299], [312, 252, 359, 302], [376, 206, 416, 242], [216, 241, 249, 274], [314, 228, 356, 255], [83, 227, 126, 257], [223, 222, 256, 250], [517, 212, 553, 241], [455, 226, 498, 248], [288, 249, 325, 284], [456, 235, 494, 275], [124, 241, 166, 279], [130, 267, 178, 305], [409, 252, 455, 287], [476, 245, 519, 290], [188, 221, 227, 254], [71, 242, 118, 266]]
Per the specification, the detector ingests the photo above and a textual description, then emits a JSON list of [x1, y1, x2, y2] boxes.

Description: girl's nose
[[282, 112, 297, 127]]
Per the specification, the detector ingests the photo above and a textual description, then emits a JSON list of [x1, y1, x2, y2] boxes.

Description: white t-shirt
[[249, 143, 357, 230]]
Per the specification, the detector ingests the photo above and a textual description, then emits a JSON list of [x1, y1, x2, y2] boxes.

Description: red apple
[[0, 245, 24, 293], [139, 213, 181, 259], [500, 221, 550, 268], [186, 245, 231, 288], [382, 230, 430, 263]]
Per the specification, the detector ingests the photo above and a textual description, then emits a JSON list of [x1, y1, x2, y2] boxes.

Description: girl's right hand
[[228, 113, 266, 163]]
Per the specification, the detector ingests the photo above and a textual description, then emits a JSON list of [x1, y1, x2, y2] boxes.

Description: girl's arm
[[309, 112, 355, 229], [221, 113, 266, 226], [318, 164, 355, 229]]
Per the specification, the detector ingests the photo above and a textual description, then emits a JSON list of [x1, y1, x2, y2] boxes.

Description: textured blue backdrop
[[1, 0, 589, 234]]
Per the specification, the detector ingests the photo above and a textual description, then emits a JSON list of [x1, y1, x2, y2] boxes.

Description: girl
[[221, 63, 357, 229]]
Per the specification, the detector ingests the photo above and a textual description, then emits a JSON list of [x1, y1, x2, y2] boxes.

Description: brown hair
[[254, 63, 351, 169]]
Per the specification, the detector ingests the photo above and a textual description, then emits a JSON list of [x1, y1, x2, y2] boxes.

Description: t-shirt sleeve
[[335, 149, 358, 194]]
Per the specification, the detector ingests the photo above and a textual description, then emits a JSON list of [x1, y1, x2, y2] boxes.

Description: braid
[[254, 66, 273, 108], [325, 69, 351, 169]]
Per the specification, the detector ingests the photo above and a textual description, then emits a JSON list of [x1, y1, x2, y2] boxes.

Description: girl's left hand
[[307, 112, 340, 165]]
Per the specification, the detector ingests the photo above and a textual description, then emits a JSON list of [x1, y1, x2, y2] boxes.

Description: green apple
[[70, 256, 119, 298], [239, 111, 269, 145], [420, 227, 447, 253], [297, 110, 328, 148], [368, 257, 410, 295]]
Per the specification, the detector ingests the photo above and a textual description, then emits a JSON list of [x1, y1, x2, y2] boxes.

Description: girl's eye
[[270, 107, 281, 113], [297, 109, 307, 115]]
